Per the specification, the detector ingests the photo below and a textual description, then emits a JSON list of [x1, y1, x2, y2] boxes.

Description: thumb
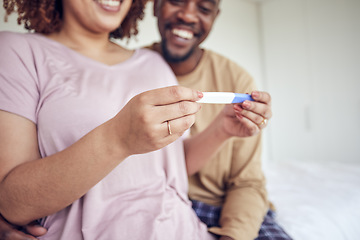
[[25, 221, 47, 237]]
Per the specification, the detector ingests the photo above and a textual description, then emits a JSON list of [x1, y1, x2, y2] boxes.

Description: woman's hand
[[112, 85, 202, 156], [221, 90, 272, 138], [183, 90, 271, 175], [0, 86, 202, 226]]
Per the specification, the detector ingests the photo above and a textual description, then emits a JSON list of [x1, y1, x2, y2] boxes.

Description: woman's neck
[[47, 28, 133, 66], [48, 25, 110, 52]]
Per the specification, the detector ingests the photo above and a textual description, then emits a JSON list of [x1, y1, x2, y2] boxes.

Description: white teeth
[[97, 0, 120, 7], [172, 29, 194, 40]]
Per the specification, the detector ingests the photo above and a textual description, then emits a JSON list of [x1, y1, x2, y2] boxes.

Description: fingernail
[[234, 111, 243, 119], [243, 101, 251, 109], [197, 91, 203, 99], [233, 105, 242, 111], [252, 91, 259, 99]]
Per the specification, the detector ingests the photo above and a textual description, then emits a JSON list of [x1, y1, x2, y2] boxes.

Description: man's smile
[[172, 28, 194, 40]]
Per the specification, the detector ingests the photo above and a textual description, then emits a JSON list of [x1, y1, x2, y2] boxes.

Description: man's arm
[[185, 91, 272, 240], [213, 91, 271, 240], [213, 134, 268, 240], [184, 91, 272, 176]]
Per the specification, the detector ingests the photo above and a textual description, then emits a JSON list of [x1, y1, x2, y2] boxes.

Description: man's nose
[[177, 3, 199, 23]]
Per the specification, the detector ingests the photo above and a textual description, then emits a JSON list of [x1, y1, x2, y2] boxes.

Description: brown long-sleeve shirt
[[177, 49, 269, 240], [148, 43, 269, 240]]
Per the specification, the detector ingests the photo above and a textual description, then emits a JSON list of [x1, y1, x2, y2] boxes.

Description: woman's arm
[[0, 109, 129, 225], [0, 86, 202, 225]]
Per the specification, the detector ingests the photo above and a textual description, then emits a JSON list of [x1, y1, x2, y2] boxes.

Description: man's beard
[[161, 39, 195, 63]]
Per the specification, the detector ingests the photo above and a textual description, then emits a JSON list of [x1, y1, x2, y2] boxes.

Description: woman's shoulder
[[136, 48, 166, 62], [134, 48, 173, 70], [0, 31, 27, 47], [131, 48, 177, 85], [0, 31, 34, 63], [0, 31, 39, 45], [0, 31, 23, 39], [0, 31, 48, 54]]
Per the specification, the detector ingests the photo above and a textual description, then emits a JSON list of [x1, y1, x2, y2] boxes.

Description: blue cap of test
[[232, 93, 254, 103]]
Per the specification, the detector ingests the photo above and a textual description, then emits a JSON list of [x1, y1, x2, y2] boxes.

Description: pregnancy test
[[197, 92, 254, 104]]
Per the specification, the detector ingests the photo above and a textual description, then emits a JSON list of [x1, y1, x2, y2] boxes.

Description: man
[[150, 0, 292, 240], [0, 0, 291, 239]]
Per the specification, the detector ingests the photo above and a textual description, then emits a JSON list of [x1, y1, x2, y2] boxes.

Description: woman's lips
[[94, 0, 121, 12]]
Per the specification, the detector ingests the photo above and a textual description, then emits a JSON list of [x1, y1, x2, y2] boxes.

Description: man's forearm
[[184, 113, 230, 176]]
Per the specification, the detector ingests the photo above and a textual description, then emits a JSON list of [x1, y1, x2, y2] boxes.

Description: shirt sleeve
[[0, 32, 39, 123], [209, 135, 268, 239], [209, 65, 269, 240]]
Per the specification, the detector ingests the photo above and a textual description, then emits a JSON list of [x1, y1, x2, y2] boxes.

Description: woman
[[0, 0, 218, 239]]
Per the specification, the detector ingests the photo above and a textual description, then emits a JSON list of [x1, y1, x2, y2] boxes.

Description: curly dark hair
[[3, 0, 148, 39]]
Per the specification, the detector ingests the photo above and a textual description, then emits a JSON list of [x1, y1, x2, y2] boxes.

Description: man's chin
[[162, 42, 193, 63], [163, 53, 189, 63]]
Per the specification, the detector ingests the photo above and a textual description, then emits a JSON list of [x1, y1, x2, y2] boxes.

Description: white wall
[[261, 0, 360, 163], [0, 7, 23, 32]]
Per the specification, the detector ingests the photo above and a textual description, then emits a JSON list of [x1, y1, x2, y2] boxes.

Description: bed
[[264, 160, 360, 240]]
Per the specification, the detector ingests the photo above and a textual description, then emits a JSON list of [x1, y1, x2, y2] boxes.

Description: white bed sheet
[[264, 160, 360, 240]]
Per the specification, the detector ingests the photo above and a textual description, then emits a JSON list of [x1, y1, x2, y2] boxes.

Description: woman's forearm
[[0, 86, 202, 225], [0, 120, 128, 226]]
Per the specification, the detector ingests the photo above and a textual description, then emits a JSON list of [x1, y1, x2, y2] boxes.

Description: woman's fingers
[[143, 85, 202, 106], [162, 114, 196, 137], [226, 91, 273, 137], [234, 106, 268, 128], [251, 90, 272, 105], [241, 100, 272, 120], [25, 222, 47, 237], [157, 99, 201, 121], [113, 86, 202, 155], [139, 86, 201, 132]]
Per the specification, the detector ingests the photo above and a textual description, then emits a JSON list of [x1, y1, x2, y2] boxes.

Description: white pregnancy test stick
[[197, 92, 254, 104]]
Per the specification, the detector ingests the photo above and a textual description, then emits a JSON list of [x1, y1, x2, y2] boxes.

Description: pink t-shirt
[[0, 32, 214, 240]]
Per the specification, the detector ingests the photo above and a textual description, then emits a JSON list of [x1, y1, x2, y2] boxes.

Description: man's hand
[[222, 90, 272, 138], [0, 215, 47, 240]]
